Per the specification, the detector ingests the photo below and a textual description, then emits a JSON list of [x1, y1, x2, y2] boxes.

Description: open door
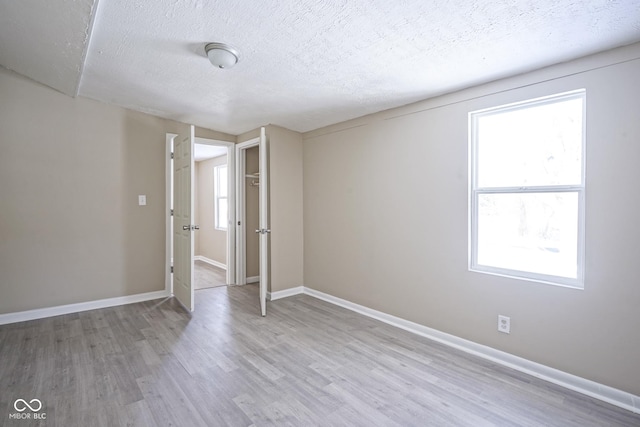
[[173, 125, 195, 311], [258, 127, 269, 316]]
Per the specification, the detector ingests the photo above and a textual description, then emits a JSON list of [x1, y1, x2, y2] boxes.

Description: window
[[469, 90, 585, 288], [215, 164, 228, 230]]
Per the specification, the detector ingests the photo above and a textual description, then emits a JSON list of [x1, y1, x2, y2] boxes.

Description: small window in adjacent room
[[469, 89, 586, 288], [215, 164, 228, 230]]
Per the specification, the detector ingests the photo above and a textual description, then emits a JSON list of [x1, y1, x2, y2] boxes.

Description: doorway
[[165, 133, 236, 301], [237, 145, 260, 285], [236, 129, 269, 316], [193, 140, 230, 289], [166, 127, 268, 316]]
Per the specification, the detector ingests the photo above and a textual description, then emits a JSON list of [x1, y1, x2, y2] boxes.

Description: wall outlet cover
[[498, 315, 511, 334]]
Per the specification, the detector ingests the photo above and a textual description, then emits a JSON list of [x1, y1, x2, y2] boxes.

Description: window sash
[[215, 165, 228, 230], [470, 187, 584, 287], [216, 196, 228, 230], [469, 90, 585, 289]]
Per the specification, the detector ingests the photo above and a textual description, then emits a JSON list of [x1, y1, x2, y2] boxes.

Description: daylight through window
[[469, 90, 585, 288], [215, 164, 228, 230]]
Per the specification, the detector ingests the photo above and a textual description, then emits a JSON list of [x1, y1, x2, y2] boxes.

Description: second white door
[[257, 127, 269, 316], [173, 126, 195, 311], [235, 128, 269, 316]]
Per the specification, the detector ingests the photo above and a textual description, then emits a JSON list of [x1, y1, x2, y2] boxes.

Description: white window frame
[[214, 164, 228, 230], [469, 89, 586, 289]]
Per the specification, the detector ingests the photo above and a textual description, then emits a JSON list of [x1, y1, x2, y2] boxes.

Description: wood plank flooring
[[1, 285, 639, 426], [194, 261, 227, 290]]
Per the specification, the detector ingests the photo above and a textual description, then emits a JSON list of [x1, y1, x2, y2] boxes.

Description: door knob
[[193, 225, 200, 230], [182, 225, 190, 231]]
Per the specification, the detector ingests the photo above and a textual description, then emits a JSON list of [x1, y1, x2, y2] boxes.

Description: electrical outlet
[[498, 315, 511, 334]]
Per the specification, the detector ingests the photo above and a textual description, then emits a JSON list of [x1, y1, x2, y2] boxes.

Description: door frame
[[235, 136, 260, 286], [165, 133, 177, 294], [165, 133, 237, 295]]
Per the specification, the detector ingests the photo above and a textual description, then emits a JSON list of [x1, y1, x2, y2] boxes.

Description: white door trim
[[165, 133, 177, 295]]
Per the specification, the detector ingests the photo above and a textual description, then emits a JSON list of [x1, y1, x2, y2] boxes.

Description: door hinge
[[170, 152, 174, 159], [170, 209, 174, 216], [237, 221, 241, 226], [171, 266, 173, 273]]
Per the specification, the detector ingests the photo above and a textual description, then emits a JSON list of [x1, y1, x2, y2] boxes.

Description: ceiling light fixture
[[205, 42, 240, 69]]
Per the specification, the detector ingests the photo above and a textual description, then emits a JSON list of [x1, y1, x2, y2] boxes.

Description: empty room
[[1, 1, 640, 426]]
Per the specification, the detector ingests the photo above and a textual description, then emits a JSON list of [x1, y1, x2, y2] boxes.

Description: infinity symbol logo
[[14, 399, 42, 412]]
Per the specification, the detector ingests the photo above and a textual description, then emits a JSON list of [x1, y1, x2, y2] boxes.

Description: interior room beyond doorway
[[194, 141, 228, 290]]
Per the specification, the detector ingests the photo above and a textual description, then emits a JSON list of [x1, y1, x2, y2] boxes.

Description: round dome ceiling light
[[205, 42, 240, 69]]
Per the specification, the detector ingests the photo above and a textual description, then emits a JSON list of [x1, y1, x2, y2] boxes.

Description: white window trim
[[468, 89, 586, 289], [215, 164, 228, 231]]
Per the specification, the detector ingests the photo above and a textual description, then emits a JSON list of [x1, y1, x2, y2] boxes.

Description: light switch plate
[[138, 195, 146, 206]]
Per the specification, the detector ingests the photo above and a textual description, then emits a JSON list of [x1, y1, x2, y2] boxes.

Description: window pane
[[218, 198, 228, 229], [477, 97, 583, 187], [477, 192, 578, 279], [218, 165, 227, 197]]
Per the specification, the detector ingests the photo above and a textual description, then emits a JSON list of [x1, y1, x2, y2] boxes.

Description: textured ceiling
[[2, 1, 640, 134], [0, 0, 97, 97]]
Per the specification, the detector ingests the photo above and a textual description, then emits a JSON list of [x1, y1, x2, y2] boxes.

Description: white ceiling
[[1, 1, 640, 135], [194, 141, 227, 162]]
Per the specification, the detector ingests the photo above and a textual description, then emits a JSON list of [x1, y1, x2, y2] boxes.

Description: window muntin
[[470, 90, 585, 288], [215, 164, 228, 230]]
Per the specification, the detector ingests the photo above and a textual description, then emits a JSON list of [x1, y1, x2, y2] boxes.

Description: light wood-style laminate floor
[[1, 285, 639, 426], [194, 261, 226, 290]]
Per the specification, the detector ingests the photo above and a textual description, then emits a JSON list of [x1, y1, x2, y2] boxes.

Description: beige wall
[[0, 67, 190, 313], [237, 128, 260, 142], [303, 43, 640, 396], [195, 155, 228, 265], [195, 127, 235, 143]]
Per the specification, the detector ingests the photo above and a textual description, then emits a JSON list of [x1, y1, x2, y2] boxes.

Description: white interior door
[[173, 125, 195, 311], [258, 127, 269, 316], [234, 130, 269, 316]]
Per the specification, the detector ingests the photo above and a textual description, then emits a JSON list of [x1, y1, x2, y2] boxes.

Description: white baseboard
[[268, 286, 304, 301], [246, 276, 259, 284], [300, 287, 640, 415], [0, 290, 171, 326], [194, 255, 227, 270]]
